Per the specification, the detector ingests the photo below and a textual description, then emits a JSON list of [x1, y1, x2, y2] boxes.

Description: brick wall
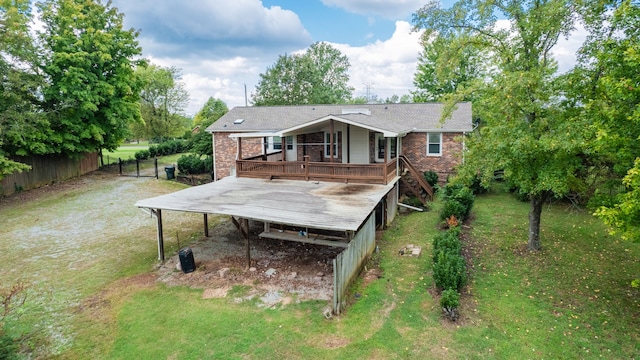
[[402, 132, 464, 183], [213, 133, 262, 179]]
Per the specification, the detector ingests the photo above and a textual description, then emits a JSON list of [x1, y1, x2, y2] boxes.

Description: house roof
[[206, 102, 473, 135]]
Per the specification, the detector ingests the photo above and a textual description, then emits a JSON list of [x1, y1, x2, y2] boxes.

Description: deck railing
[[236, 156, 398, 184]]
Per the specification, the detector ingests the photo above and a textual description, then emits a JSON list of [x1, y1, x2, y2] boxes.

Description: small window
[[325, 132, 338, 157], [286, 136, 293, 150], [427, 133, 442, 156], [273, 136, 282, 150]]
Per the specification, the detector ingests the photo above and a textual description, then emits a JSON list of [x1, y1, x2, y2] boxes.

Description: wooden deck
[[236, 157, 398, 185]]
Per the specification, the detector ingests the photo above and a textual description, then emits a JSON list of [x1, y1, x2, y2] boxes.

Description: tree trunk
[[528, 194, 545, 251]]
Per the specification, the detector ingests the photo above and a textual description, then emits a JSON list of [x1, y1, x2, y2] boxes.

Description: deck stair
[[399, 155, 434, 205]]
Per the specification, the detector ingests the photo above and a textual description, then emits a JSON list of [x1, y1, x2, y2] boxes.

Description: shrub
[[439, 199, 466, 221], [440, 289, 460, 321], [0, 331, 18, 360], [440, 184, 475, 221], [177, 154, 210, 175], [134, 149, 150, 160], [148, 145, 158, 157], [433, 250, 467, 291], [432, 229, 462, 262], [469, 174, 488, 195], [423, 170, 439, 187]]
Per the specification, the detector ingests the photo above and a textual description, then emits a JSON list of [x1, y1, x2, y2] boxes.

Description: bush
[[469, 174, 488, 195], [433, 250, 467, 291], [148, 145, 158, 157], [134, 149, 150, 160], [423, 170, 439, 187], [440, 184, 475, 221], [177, 154, 211, 175], [0, 331, 18, 360], [440, 289, 460, 321], [432, 229, 462, 262]]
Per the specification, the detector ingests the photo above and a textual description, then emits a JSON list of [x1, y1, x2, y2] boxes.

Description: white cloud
[[112, 0, 311, 58], [335, 21, 423, 100], [552, 22, 588, 73], [321, 0, 425, 19]]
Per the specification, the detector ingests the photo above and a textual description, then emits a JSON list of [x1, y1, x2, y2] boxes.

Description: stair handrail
[[399, 155, 434, 201]]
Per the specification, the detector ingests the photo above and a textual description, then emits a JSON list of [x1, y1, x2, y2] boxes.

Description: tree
[[412, 33, 486, 102], [569, 0, 640, 243], [189, 97, 228, 157], [38, 0, 144, 156], [252, 42, 353, 105], [0, 0, 45, 177], [137, 64, 190, 141], [413, 0, 581, 250]]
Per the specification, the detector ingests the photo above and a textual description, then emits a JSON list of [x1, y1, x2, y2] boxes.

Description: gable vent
[[341, 108, 370, 115]]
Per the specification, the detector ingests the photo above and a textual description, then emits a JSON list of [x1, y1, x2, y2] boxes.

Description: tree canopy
[[38, 0, 144, 154], [413, 0, 582, 250], [252, 42, 353, 106], [135, 64, 190, 142], [189, 97, 228, 157]]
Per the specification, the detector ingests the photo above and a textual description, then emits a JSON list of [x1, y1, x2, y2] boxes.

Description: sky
[[107, 0, 587, 116]]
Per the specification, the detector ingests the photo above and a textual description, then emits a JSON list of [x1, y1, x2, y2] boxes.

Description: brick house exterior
[[208, 103, 472, 182]]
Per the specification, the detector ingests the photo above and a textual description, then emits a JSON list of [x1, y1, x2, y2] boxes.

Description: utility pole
[[363, 82, 374, 103]]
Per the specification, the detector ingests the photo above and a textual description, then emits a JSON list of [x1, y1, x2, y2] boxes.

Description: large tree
[[412, 33, 486, 102], [189, 97, 228, 157], [252, 42, 353, 105], [0, 0, 46, 177], [413, 0, 583, 250], [38, 0, 144, 156], [569, 0, 640, 243], [136, 64, 189, 141]]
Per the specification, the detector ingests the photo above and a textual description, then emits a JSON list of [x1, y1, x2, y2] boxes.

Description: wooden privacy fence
[[1, 153, 98, 196], [333, 213, 376, 314]]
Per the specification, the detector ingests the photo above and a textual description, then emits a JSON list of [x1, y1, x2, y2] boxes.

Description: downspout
[[212, 133, 217, 181]]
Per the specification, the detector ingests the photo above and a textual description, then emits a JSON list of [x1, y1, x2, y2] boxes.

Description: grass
[[1, 178, 638, 359], [102, 142, 150, 164]]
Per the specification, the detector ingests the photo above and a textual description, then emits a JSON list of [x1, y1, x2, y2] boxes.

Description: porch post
[[330, 119, 335, 163], [155, 209, 164, 262], [282, 136, 287, 161], [237, 137, 243, 160], [244, 218, 251, 269], [204, 213, 209, 237]]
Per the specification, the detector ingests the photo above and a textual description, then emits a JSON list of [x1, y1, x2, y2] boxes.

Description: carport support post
[[155, 209, 165, 262], [204, 213, 209, 237], [244, 218, 251, 269]]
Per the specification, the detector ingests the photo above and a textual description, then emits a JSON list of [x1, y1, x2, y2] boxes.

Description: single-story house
[[136, 102, 472, 314]]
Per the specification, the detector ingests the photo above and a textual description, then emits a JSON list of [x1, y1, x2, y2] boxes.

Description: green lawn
[[102, 142, 151, 164], [1, 179, 638, 359]]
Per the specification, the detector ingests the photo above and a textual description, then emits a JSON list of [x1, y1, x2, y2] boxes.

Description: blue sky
[[105, 0, 583, 115]]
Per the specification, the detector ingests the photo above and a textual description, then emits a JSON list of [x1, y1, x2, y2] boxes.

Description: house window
[[325, 132, 338, 157], [286, 136, 293, 150], [427, 133, 442, 156], [390, 137, 397, 159], [266, 136, 282, 152]]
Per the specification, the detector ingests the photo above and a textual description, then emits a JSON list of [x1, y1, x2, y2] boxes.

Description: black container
[[165, 165, 175, 180], [178, 247, 195, 273]]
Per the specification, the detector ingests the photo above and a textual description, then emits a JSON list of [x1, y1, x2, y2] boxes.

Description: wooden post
[[243, 218, 250, 269], [282, 136, 287, 162], [304, 155, 310, 181], [330, 120, 335, 163], [155, 209, 164, 262], [204, 213, 209, 237]]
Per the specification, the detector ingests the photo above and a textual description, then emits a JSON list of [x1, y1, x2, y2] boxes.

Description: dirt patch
[[157, 219, 344, 306], [312, 183, 377, 196]]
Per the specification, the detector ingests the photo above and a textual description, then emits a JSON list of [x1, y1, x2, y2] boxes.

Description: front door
[[285, 136, 297, 161]]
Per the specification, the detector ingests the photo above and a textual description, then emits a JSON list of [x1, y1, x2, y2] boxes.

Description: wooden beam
[[243, 218, 250, 269], [154, 209, 164, 262], [204, 213, 209, 237], [259, 231, 349, 248], [330, 119, 335, 163]]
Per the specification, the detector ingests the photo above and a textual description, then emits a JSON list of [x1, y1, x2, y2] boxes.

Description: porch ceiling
[[135, 177, 398, 231]]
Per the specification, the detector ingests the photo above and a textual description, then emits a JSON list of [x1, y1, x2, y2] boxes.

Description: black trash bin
[[178, 247, 196, 273], [165, 165, 175, 180]]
